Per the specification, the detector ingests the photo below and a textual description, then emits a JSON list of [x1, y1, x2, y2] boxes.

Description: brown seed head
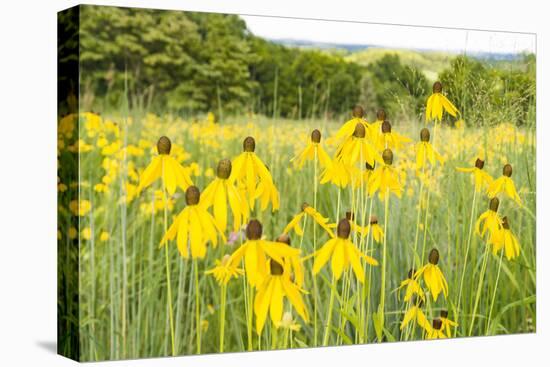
[[270, 260, 284, 276], [376, 109, 386, 121], [408, 268, 416, 279], [352, 105, 365, 118], [311, 129, 321, 143], [428, 248, 440, 265], [489, 197, 500, 212], [432, 318, 443, 330], [411, 295, 424, 307], [275, 233, 291, 246], [185, 186, 200, 205], [337, 218, 351, 239], [382, 149, 394, 165], [440, 310, 448, 318], [246, 219, 263, 240], [475, 158, 485, 169], [433, 81, 443, 93], [503, 164, 513, 177], [353, 123, 366, 138], [216, 159, 232, 179], [420, 128, 430, 142], [381, 120, 392, 133], [301, 202, 310, 211], [365, 161, 375, 171], [502, 216, 510, 230], [243, 136, 256, 152], [157, 136, 172, 155], [369, 215, 379, 225], [345, 211, 355, 221]]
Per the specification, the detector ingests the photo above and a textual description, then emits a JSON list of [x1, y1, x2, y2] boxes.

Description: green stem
[[194, 259, 201, 354], [468, 245, 490, 336], [219, 283, 227, 352], [486, 250, 504, 335], [162, 164, 176, 356], [313, 148, 319, 347], [323, 275, 337, 346], [378, 188, 390, 342]]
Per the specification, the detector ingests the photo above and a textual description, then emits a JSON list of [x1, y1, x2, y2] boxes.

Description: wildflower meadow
[[57, 5, 536, 362]]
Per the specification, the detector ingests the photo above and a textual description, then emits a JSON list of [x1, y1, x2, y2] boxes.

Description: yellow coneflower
[[337, 123, 382, 167], [253, 259, 309, 334], [320, 157, 352, 188], [229, 220, 300, 287], [489, 216, 521, 260], [363, 215, 384, 243], [487, 164, 522, 205], [439, 310, 458, 338], [313, 218, 378, 281], [415, 128, 443, 170], [475, 197, 503, 240], [254, 174, 281, 212], [400, 296, 430, 331], [398, 268, 425, 302], [330, 211, 366, 237], [368, 109, 386, 143], [201, 159, 249, 233], [283, 202, 335, 238], [230, 136, 279, 210], [376, 120, 412, 151], [425, 81, 459, 122], [291, 129, 331, 169], [351, 161, 376, 190], [160, 186, 225, 259], [137, 136, 193, 196], [414, 248, 448, 301], [368, 149, 403, 200], [331, 105, 370, 142], [275, 233, 305, 288], [456, 158, 493, 193], [426, 319, 447, 339], [205, 254, 244, 285]]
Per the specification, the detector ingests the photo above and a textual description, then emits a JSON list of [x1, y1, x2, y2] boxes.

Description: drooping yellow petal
[[137, 156, 162, 194], [313, 238, 337, 275], [269, 277, 284, 325]]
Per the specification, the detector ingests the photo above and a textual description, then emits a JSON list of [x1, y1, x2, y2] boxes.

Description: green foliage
[[439, 55, 536, 126]]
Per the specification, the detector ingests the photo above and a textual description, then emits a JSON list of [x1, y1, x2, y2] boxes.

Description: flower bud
[[185, 186, 201, 205], [246, 219, 263, 240], [243, 136, 256, 152], [337, 218, 351, 239], [216, 159, 232, 179], [157, 136, 172, 155], [311, 129, 321, 143]]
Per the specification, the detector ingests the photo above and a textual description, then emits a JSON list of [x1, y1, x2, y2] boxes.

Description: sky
[[241, 15, 536, 54]]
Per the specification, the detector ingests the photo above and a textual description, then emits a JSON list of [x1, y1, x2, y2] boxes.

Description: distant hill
[[271, 38, 528, 81]]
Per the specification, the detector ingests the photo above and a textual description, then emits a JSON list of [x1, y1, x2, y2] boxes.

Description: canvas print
[[57, 5, 536, 361]]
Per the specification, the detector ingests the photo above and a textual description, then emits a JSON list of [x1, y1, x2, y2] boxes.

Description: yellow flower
[[426, 319, 447, 339], [82, 227, 92, 240], [439, 310, 458, 337], [276, 311, 301, 331], [400, 297, 430, 331], [137, 136, 193, 196], [330, 106, 370, 143], [367, 109, 386, 143], [283, 203, 335, 238], [487, 164, 521, 205], [274, 234, 305, 288], [376, 121, 412, 151], [414, 248, 448, 301], [230, 136, 279, 211], [475, 198, 503, 240], [320, 157, 352, 188], [201, 159, 249, 233], [205, 254, 244, 285], [415, 128, 443, 170], [363, 215, 384, 243], [456, 157, 493, 193], [99, 231, 110, 242], [253, 259, 308, 334], [69, 199, 91, 217], [313, 218, 378, 281], [397, 268, 425, 302], [160, 186, 225, 259], [425, 81, 459, 122], [368, 149, 403, 200], [489, 216, 521, 260], [229, 220, 300, 287], [290, 129, 331, 170], [253, 177, 280, 212], [336, 123, 382, 167]]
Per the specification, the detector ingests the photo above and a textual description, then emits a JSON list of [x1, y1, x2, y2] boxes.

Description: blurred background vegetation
[[75, 5, 535, 126]]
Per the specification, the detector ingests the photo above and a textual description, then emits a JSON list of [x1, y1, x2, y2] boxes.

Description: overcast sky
[[241, 15, 536, 54]]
